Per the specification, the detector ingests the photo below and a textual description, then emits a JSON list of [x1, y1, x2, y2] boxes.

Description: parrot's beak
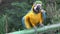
[[36, 5, 41, 11], [33, 4, 42, 13]]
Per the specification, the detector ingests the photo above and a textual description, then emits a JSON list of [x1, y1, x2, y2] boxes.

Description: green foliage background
[[0, 0, 60, 34]]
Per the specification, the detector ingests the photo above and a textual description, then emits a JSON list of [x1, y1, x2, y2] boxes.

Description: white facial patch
[[34, 4, 42, 10]]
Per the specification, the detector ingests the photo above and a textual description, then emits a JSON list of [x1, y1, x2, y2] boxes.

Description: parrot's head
[[32, 1, 42, 13]]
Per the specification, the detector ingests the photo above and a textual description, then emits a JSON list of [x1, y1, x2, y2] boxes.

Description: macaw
[[22, 1, 46, 29]]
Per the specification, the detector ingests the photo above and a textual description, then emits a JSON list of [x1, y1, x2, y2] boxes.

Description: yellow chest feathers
[[29, 12, 42, 24]]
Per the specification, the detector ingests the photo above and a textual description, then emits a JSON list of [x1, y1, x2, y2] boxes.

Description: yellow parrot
[[22, 1, 46, 29]]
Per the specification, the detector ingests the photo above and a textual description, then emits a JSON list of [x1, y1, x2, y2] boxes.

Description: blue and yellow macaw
[[22, 1, 46, 29]]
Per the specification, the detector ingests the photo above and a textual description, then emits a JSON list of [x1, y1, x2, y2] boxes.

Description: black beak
[[36, 5, 41, 11]]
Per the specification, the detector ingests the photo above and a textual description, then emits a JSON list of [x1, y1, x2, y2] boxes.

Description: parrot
[[22, 1, 47, 34]]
